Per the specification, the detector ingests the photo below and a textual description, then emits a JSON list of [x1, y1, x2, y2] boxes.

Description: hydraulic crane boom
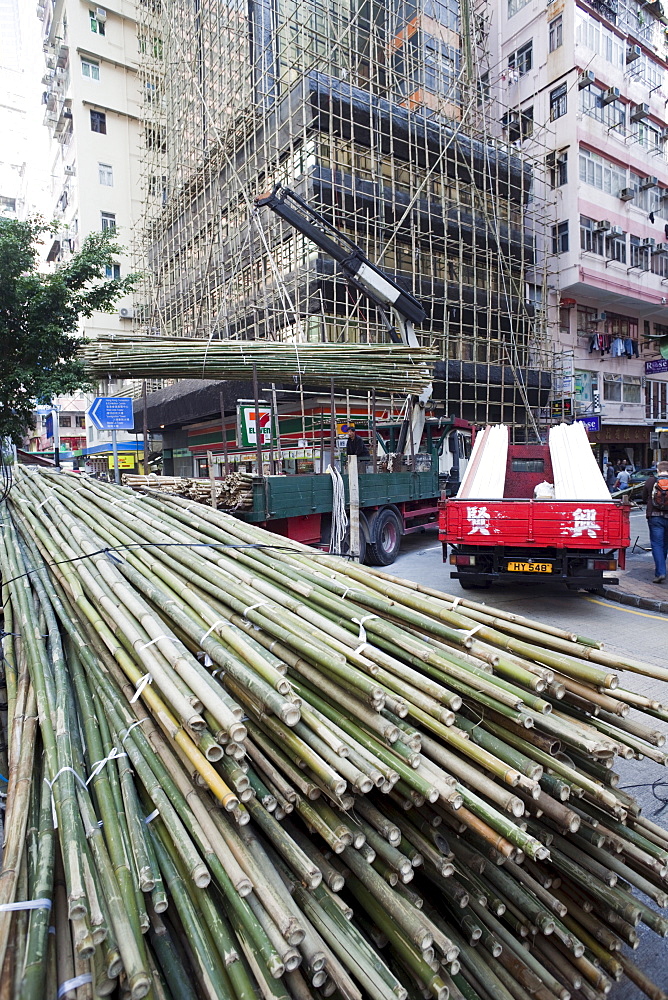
[[254, 183, 431, 455], [254, 185, 426, 347]]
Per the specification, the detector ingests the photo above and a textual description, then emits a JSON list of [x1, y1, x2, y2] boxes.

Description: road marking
[[583, 596, 667, 620]]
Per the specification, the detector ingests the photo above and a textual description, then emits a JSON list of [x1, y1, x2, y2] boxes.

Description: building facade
[[488, 0, 668, 466], [37, 0, 144, 467]]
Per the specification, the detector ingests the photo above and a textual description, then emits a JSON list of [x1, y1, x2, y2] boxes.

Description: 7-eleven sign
[[236, 404, 272, 448]]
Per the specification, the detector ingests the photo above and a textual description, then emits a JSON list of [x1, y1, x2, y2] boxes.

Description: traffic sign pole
[[111, 430, 120, 484]]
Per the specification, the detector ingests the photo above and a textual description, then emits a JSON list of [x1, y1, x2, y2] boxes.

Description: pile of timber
[[123, 472, 255, 509], [0, 467, 667, 1000]]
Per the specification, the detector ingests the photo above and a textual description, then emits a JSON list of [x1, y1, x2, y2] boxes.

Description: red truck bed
[[438, 499, 630, 551]]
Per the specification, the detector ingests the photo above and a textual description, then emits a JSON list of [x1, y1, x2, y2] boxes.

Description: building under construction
[[136, 0, 555, 430]]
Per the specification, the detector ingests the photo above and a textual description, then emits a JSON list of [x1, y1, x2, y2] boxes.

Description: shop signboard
[[236, 404, 272, 447], [576, 416, 600, 433], [645, 358, 668, 375]]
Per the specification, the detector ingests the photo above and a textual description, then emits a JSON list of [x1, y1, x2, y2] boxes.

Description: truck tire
[[366, 508, 403, 566]]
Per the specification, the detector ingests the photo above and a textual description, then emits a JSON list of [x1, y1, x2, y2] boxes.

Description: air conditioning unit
[[642, 237, 657, 247], [609, 226, 624, 236], [619, 187, 635, 201], [652, 243, 667, 253], [601, 87, 620, 105], [501, 110, 519, 127], [578, 70, 595, 89], [96, 7, 107, 20], [118, 306, 134, 319], [64, 164, 76, 176], [594, 220, 612, 232], [594, 312, 607, 322], [626, 44, 642, 62], [640, 175, 658, 189], [630, 102, 650, 122]]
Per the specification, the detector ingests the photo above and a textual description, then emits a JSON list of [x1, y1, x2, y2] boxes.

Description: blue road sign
[[88, 396, 134, 431], [576, 415, 600, 434], [45, 413, 53, 439]]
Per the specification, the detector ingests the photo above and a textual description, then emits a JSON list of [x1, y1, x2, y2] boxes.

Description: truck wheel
[[456, 569, 491, 590], [366, 508, 403, 566]]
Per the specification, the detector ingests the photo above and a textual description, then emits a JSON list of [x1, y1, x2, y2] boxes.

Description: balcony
[[581, 0, 617, 24]]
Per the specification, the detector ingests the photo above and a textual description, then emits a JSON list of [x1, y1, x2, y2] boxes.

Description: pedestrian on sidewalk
[[614, 466, 632, 491], [642, 460, 668, 583]]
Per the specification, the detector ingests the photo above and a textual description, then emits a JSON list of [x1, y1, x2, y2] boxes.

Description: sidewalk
[[603, 510, 668, 614]]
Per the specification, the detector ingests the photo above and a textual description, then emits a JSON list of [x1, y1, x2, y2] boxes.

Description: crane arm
[[255, 185, 426, 343]]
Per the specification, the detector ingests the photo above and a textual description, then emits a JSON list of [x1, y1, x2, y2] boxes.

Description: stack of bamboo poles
[[1, 468, 667, 1000], [123, 472, 256, 509], [79, 336, 435, 394]]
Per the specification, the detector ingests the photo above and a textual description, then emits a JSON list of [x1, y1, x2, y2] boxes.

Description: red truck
[[438, 444, 630, 591]]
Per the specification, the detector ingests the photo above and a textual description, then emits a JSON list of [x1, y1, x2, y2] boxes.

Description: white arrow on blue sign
[[88, 397, 135, 431]]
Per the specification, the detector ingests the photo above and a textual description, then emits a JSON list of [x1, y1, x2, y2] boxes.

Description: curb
[[602, 585, 668, 615]]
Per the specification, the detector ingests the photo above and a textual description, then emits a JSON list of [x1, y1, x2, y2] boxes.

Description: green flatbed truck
[[234, 418, 472, 565]]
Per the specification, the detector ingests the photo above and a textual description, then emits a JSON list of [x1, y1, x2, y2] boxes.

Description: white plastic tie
[[446, 597, 461, 610], [144, 808, 159, 824], [354, 642, 369, 656], [37, 495, 56, 509], [130, 673, 152, 703], [57, 973, 93, 997], [86, 747, 128, 785], [203, 654, 213, 667], [352, 615, 377, 643], [243, 601, 268, 618], [121, 718, 148, 743], [339, 587, 352, 600], [138, 635, 171, 651], [201, 619, 231, 641], [459, 624, 483, 641], [44, 766, 87, 829], [0, 898, 52, 913]]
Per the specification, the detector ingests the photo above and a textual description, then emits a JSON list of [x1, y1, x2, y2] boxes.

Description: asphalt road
[[392, 526, 668, 1000]]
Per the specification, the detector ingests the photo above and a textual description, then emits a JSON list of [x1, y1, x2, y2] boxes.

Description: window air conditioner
[[619, 188, 635, 201], [626, 44, 641, 62], [118, 307, 134, 319], [642, 237, 657, 247], [578, 71, 595, 89], [594, 220, 612, 231], [594, 312, 607, 322], [630, 102, 650, 122], [662, 128, 668, 141], [601, 87, 620, 105], [64, 164, 76, 176], [640, 176, 658, 189], [501, 111, 519, 127], [96, 7, 107, 21], [609, 226, 624, 236], [652, 243, 667, 253]]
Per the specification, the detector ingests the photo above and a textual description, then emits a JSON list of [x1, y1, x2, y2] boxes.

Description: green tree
[[0, 217, 137, 443]]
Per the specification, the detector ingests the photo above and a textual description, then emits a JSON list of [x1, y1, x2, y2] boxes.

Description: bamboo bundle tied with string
[[1, 466, 667, 1000], [79, 336, 436, 394], [123, 471, 256, 509]]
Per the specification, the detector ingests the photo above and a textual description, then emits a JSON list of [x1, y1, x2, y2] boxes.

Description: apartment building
[[488, 0, 668, 466], [37, 0, 143, 471]]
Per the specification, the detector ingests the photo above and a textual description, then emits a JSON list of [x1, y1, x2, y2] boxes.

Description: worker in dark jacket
[[642, 460, 668, 583], [346, 425, 370, 458]]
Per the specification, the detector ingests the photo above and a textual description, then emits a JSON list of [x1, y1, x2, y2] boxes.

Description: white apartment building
[[37, 0, 143, 472], [487, 0, 668, 467]]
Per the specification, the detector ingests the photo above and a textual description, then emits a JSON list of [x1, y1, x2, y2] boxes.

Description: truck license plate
[[507, 562, 552, 573]]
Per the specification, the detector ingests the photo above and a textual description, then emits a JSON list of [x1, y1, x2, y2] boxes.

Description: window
[[629, 235, 649, 270], [579, 85, 625, 133], [148, 174, 168, 203], [520, 106, 533, 138], [577, 305, 602, 335], [508, 0, 530, 17], [105, 264, 121, 279], [90, 10, 106, 34], [477, 71, 489, 106], [606, 230, 626, 263], [652, 248, 668, 277], [81, 58, 100, 81], [552, 221, 569, 254], [578, 148, 627, 195], [508, 41, 532, 77], [98, 163, 113, 186], [75, 415, 86, 428], [646, 379, 668, 420], [59, 415, 72, 428], [576, 11, 624, 67], [90, 110, 106, 133], [580, 216, 604, 254], [145, 126, 167, 152], [604, 374, 642, 403], [550, 84, 567, 121], [101, 212, 116, 231], [548, 150, 568, 187], [548, 14, 562, 51]]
